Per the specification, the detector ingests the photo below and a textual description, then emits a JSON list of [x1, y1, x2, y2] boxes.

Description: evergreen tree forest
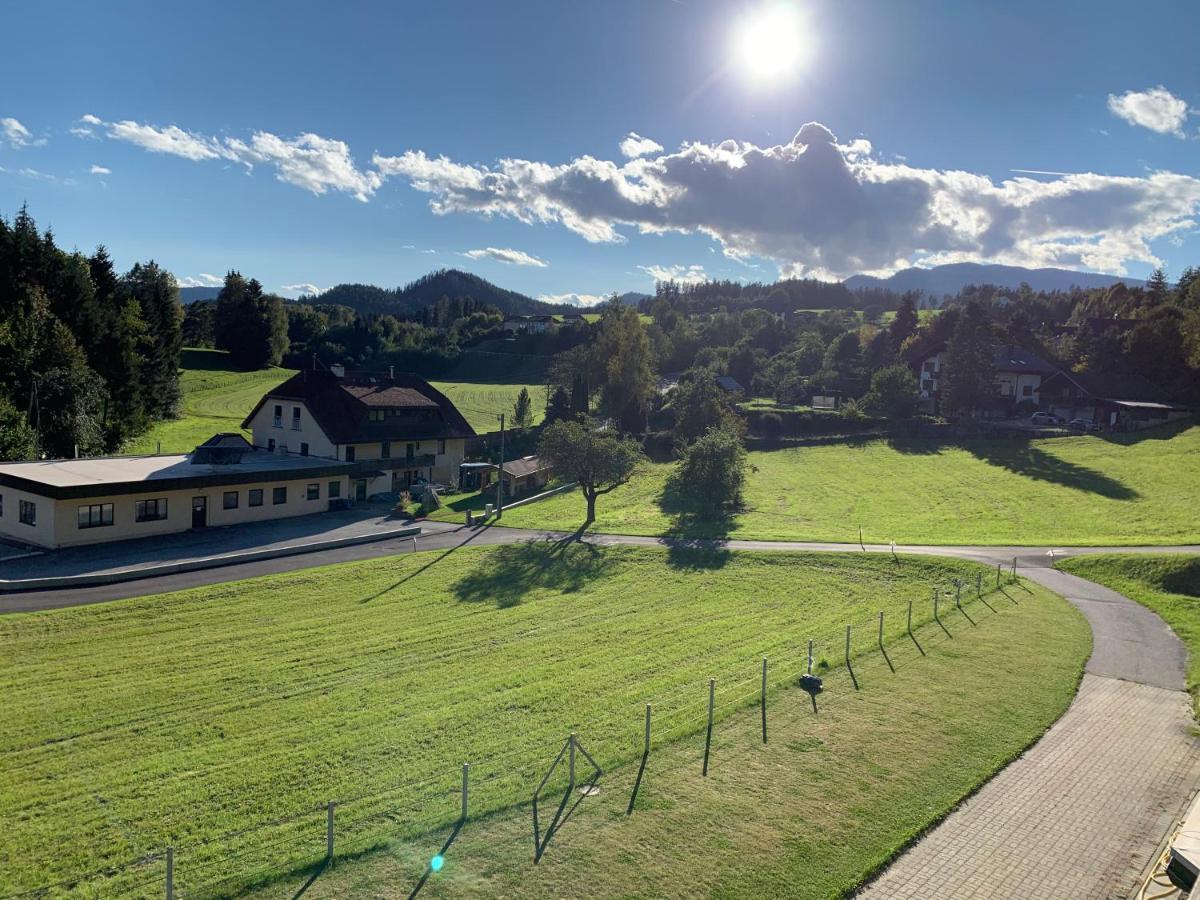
[[0, 207, 183, 460]]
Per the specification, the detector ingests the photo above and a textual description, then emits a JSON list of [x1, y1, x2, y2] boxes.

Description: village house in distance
[[0, 367, 475, 550]]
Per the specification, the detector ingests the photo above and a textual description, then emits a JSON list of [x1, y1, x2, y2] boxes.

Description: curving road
[[4, 522, 1199, 898]]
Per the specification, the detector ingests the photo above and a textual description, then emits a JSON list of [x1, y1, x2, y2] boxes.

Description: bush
[[642, 429, 677, 462], [665, 426, 746, 517], [840, 398, 865, 421]]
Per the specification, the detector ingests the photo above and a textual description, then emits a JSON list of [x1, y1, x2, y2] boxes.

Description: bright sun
[[734, 4, 810, 82]]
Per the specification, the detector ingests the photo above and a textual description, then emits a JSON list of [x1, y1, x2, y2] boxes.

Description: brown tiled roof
[[340, 385, 438, 407], [242, 370, 476, 443]]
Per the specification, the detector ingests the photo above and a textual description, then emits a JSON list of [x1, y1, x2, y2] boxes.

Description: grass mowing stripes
[[475, 423, 1200, 545], [2, 546, 1030, 897], [245, 571, 1087, 900]]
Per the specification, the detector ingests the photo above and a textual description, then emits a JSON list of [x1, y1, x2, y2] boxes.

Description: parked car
[[1068, 418, 1102, 433], [1031, 412, 1062, 426]]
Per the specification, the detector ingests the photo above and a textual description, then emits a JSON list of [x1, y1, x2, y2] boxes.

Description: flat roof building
[[0, 434, 380, 550]]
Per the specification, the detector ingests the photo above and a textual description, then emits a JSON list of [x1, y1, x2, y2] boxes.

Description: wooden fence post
[[761, 658, 768, 744], [326, 801, 335, 863], [644, 704, 652, 756], [461, 763, 469, 822], [702, 679, 715, 776], [568, 732, 576, 789]]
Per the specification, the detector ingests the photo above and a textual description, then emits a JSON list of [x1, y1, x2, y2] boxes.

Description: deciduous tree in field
[[538, 417, 643, 526], [863, 364, 919, 419]]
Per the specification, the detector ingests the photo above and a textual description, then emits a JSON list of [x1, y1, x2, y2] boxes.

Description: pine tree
[[512, 387, 533, 429], [941, 301, 995, 417]]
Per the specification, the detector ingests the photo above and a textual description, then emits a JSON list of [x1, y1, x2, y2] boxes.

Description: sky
[[3, 0, 1200, 304]]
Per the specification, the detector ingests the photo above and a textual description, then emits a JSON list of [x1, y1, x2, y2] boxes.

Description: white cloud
[[619, 132, 664, 158], [80, 114, 102, 126], [1, 117, 45, 148], [638, 264, 708, 284], [0, 165, 73, 185], [70, 114, 103, 139], [375, 121, 1200, 278], [89, 164, 111, 175], [1107, 87, 1189, 137], [96, 116, 381, 201], [538, 292, 607, 307], [463, 247, 548, 267], [177, 273, 224, 288], [281, 282, 324, 296]]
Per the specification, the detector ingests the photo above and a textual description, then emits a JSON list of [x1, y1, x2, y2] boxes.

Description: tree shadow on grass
[[964, 440, 1138, 500], [656, 479, 737, 570], [452, 540, 616, 608]]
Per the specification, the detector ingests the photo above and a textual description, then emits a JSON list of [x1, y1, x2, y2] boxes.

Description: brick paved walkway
[[860, 675, 1200, 899], [858, 561, 1200, 900]]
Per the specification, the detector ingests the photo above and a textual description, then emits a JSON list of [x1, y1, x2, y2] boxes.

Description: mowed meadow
[[480, 423, 1200, 546], [0, 546, 1084, 898]]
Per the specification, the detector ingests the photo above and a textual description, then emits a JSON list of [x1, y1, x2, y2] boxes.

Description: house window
[[273, 486, 287, 505], [136, 498, 168, 522], [328, 480, 341, 498], [368, 410, 385, 422], [223, 491, 239, 510], [267, 438, 276, 452], [19, 500, 36, 526], [77, 503, 114, 529], [345, 446, 356, 462], [306, 483, 320, 501], [381, 441, 391, 459], [405, 442, 415, 460], [300, 442, 309, 457], [292, 406, 301, 430], [438, 439, 446, 455], [248, 489, 264, 507], [273, 404, 283, 428]]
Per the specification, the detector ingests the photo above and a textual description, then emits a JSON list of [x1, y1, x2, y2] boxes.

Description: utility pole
[[497, 412, 506, 519]]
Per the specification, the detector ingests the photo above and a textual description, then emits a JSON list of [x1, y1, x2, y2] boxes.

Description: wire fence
[[7, 566, 1026, 900]]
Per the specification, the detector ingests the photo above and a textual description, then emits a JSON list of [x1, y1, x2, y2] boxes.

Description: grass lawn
[[245, 564, 1086, 900], [123, 349, 295, 454], [489, 423, 1200, 546], [1060, 554, 1200, 711], [428, 381, 546, 433], [0, 546, 1085, 898]]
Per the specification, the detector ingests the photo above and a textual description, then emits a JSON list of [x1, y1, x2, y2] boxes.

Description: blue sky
[[3, 0, 1199, 303]]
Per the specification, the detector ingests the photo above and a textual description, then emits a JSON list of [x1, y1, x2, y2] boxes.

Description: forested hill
[[314, 269, 569, 317]]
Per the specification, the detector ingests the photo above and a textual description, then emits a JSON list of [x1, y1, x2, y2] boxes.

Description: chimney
[[330, 363, 345, 378], [388, 365, 395, 380]]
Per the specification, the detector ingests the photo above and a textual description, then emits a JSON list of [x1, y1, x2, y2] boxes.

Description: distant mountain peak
[[844, 262, 1144, 297]]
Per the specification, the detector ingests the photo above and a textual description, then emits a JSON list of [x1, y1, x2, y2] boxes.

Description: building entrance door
[[355, 479, 367, 502], [191, 496, 207, 528]]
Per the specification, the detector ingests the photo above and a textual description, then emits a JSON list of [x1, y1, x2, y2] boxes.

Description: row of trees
[[0, 207, 182, 460]]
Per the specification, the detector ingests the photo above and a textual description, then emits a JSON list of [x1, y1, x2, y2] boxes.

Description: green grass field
[[0, 546, 1085, 898], [255, 570, 1085, 900], [1060, 554, 1200, 711], [428, 381, 546, 433], [480, 423, 1200, 545], [123, 348, 547, 451], [124, 349, 295, 454]]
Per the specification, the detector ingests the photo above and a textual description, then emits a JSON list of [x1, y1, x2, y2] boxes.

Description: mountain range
[[845, 262, 1143, 297], [179, 263, 1145, 314]]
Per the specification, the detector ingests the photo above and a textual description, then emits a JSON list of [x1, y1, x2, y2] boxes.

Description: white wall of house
[[0, 474, 352, 550], [338, 438, 466, 490], [0, 485, 58, 548], [994, 372, 1043, 404], [247, 400, 337, 458]]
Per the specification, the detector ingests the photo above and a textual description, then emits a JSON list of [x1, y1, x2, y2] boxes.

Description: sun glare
[[734, 4, 810, 82]]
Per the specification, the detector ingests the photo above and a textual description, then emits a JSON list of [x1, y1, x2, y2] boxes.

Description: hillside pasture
[[0, 547, 1086, 898], [487, 423, 1200, 545], [428, 381, 546, 433]]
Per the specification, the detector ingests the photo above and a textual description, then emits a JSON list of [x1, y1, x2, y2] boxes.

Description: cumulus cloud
[[463, 247, 548, 267], [1, 117, 45, 148], [1107, 87, 1190, 137], [376, 121, 1200, 278], [281, 283, 324, 296], [539, 292, 607, 307], [638, 264, 708, 284], [94, 116, 381, 201], [620, 132, 664, 158], [89, 164, 111, 175], [177, 273, 223, 288]]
